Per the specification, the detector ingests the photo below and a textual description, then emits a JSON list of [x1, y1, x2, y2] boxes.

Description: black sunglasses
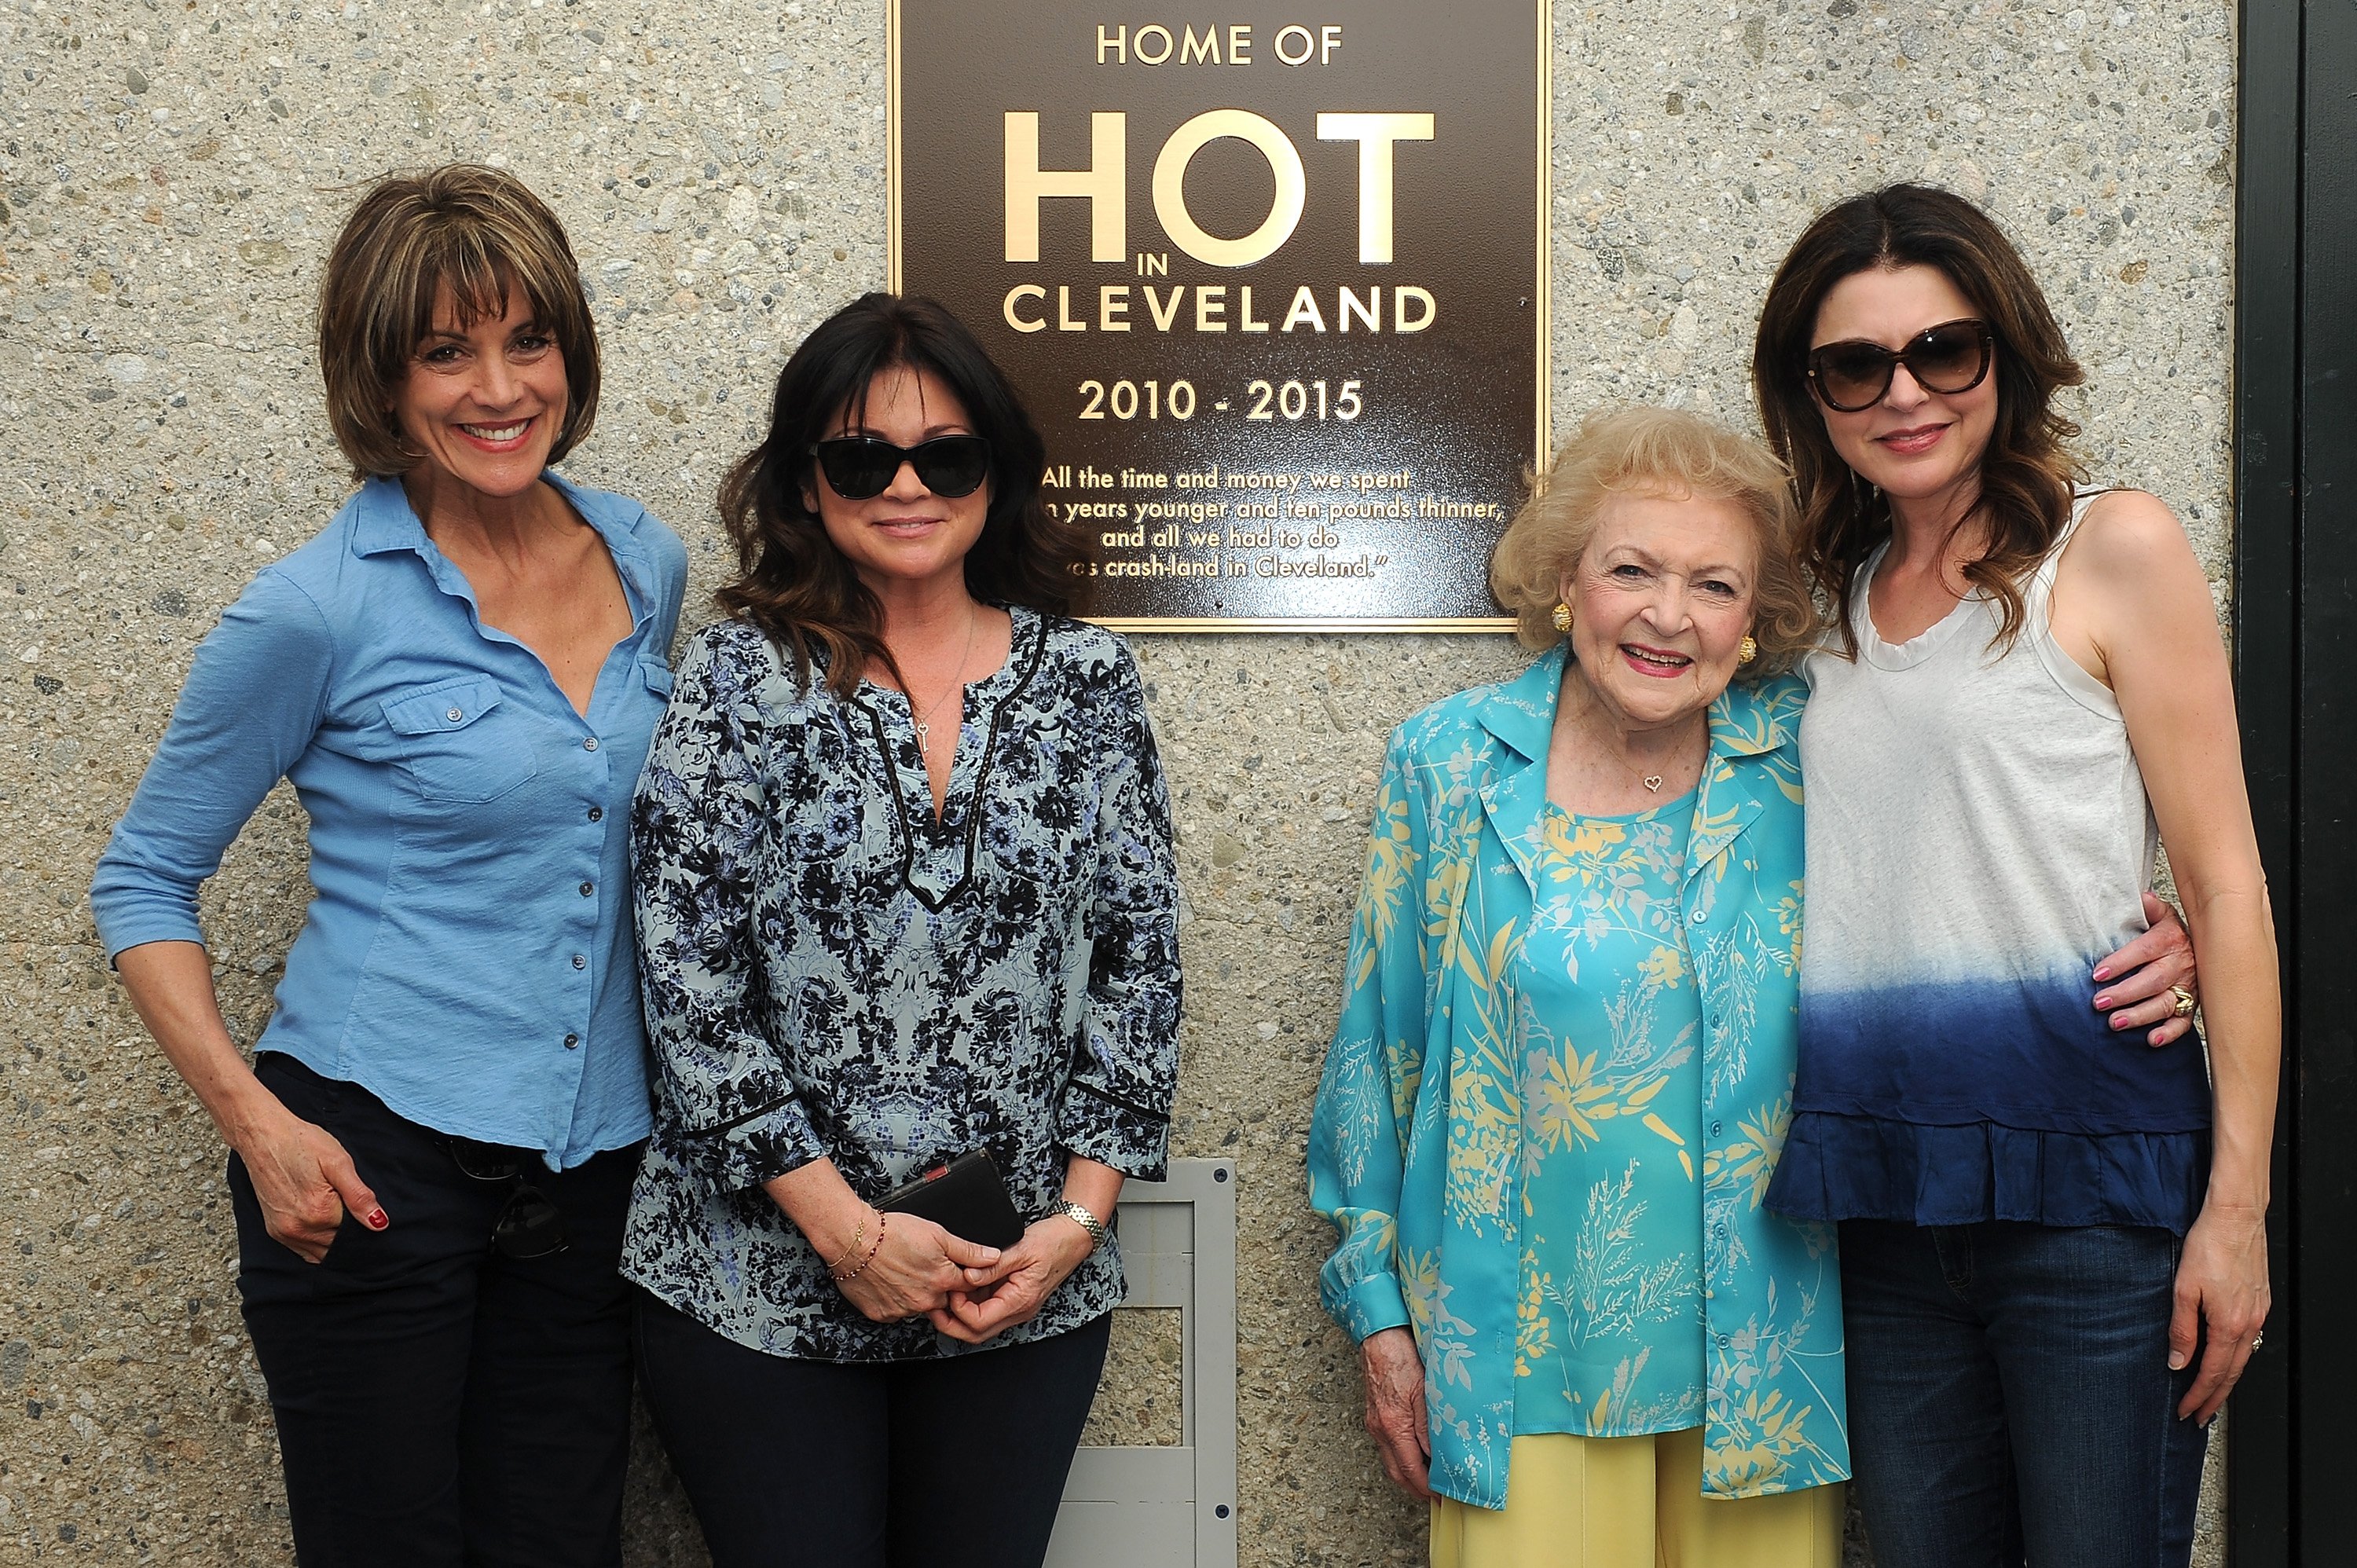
[[1805, 319, 1995, 413], [810, 435, 992, 500], [449, 1138, 570, 1260]]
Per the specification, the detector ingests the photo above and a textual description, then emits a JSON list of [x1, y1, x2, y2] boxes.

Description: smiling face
[[803, 365, 992, 599], [1808, 262, 1998, 511], [389, 281, 568, 500], [1560, 489, 1760, 731]]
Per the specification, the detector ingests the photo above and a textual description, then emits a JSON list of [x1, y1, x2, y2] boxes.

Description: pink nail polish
[[2093, 995, 2114, 1010], [2092, 966, 2113, 983]]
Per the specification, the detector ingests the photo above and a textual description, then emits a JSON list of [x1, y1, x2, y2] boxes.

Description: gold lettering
[[1142, 284, 1186, 331], [1099, 284, 1131, 332], [1195, 284, 1228, 332], [1180, 24, 1220, 64], [1395, 284, 1436, 332], [1058, 284, 1087, 331], [1094, 24, 1125, 64], [1151, 110, 1305, 268], [1281, 286, 1327, 332], [1003, 283, 1047, 333], [1315, 112, 1434, 263], [1003, 112, 1125, 263], [1239, 284, 1270, 332], [1134, 24, 1174, 64], [1227, 24, 1252, 64], [1338, 286, 1380, 333]]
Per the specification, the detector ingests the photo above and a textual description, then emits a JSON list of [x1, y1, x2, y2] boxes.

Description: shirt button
[[587, 806, 604, 822], [572, 954, 587, 970], [1710, 1120, 1723, 1137], [583, 737, 599, 752], [446, 707, 464, 723], [579, 881, 595, 897], [563, 1033, 580, 1050], [1689, 908, 1706, 924]]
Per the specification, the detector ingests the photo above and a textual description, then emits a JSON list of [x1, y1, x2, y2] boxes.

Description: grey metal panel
[[1049, 1159, 1238, 1568], [1044, 1503, 1199, 1568]]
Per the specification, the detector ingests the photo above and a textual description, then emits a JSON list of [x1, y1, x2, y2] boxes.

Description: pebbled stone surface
[[0, 0, 2234, 1563]]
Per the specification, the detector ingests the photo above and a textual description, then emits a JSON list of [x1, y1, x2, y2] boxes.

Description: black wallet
[[872, 1150, 1027, 1249]]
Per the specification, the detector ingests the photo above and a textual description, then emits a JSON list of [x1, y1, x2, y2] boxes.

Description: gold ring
[[2168, 985, 2197, 1019], [2251, 1331, 2264, 1350]]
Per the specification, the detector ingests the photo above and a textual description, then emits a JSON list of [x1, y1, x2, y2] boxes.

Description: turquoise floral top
[[1513, 794, 1706, 1438], [1307, 650, 1849, 1508]]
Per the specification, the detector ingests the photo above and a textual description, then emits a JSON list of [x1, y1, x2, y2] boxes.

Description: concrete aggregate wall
[[0, 0, 2235, 1562]]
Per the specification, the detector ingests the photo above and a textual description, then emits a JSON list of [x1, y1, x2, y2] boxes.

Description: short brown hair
[[317, 165, 599, 478], [1751, 184, 2085, 659], [1489, 407, 1821, 676]]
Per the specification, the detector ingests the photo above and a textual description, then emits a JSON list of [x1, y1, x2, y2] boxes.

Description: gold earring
[[1737, 636, 1758, 665], [1551, 603, 1572, 634]]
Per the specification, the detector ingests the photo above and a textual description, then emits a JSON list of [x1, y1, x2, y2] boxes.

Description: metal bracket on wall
[[1047, 1159, 1238, 1568]]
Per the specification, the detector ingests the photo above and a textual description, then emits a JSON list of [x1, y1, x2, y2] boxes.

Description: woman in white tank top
[[1749, 185, 2278, 1568]]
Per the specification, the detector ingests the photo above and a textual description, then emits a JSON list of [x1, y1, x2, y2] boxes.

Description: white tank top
[[1791, 492, 2210, 1147]]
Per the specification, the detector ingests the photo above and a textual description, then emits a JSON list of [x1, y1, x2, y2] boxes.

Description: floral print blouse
[[621, 607, 1182, 1361], [1307, 649, 1849, 1507], [1512, 794, 1707, 1438]]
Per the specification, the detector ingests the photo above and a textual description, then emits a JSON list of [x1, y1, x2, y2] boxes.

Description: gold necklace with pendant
[[908, 605, 979, 759]]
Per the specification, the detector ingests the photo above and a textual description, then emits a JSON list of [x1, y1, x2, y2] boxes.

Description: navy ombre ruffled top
[[1765, 503, 2210, 1235]]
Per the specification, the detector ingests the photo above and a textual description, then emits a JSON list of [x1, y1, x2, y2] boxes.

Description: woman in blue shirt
[[87, 166, 686, 1568]]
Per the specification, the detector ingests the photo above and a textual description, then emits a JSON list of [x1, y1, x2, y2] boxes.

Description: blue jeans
[[1838, 1220, 2209, 1568]]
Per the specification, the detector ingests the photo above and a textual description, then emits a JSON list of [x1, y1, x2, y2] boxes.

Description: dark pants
[[1838, 1219, 2209, 1568], [634, 1291, 1111, 1568], [227, 1053, 640, 1568]]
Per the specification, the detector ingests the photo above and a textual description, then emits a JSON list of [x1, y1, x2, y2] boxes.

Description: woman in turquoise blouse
[[1310, 403, 2204, 1567], [1309, 408, 1846, 1567], [1308, 409, 2199, 1568]]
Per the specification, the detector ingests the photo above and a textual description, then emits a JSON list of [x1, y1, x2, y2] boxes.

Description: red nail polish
[[365, 1210, 389, 1230]]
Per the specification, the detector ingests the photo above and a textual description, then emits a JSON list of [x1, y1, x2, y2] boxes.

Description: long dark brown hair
[[1751, 184, 2086, 658], [717, 292, 1094, 695]]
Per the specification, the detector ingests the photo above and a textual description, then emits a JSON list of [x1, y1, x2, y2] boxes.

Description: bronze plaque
[[889, 2, 1545, 629]]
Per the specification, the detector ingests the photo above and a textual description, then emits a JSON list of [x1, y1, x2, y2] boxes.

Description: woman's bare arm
[[115, 940, 384, 1262], [2059, 491, 2279, 1422]]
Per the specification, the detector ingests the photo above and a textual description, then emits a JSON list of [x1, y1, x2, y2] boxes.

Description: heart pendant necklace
[[1642, 775, 1665, 793]]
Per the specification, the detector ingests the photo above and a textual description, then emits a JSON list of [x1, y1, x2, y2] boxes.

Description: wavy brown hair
[[318, 165, 599, 479], [1751, 183, 2086, 658], [718, 293, 1094, 695], [1490, 406, 1820, 677]]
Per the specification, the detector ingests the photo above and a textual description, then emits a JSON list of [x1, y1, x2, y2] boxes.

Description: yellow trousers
[[1429, 1429, 1844, 1568]]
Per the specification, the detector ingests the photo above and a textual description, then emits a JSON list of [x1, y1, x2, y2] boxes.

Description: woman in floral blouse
[[624, 293, 1181, 1568], [1309, 408, 2196, 1568], [1309, 408, 1848, 1567]]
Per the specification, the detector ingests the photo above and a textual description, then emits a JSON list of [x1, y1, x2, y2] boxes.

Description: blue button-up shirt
[[90, 474, 687, 1168]]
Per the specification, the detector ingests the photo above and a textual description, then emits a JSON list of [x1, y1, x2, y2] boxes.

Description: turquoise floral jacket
[[1307, 650, 1849, 1508]]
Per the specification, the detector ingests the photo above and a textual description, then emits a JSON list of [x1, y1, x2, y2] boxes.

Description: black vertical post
[[2295, 0, 2357, 1548], [2228, 0, 2300, 1563]]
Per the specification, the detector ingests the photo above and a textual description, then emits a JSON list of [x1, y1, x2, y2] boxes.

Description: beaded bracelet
[[831, 1214, 889, 1284], [826, 1214, 869, 1277]]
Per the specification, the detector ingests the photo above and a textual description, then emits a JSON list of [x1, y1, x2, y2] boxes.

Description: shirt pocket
[[379, 677, 540, 804]]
